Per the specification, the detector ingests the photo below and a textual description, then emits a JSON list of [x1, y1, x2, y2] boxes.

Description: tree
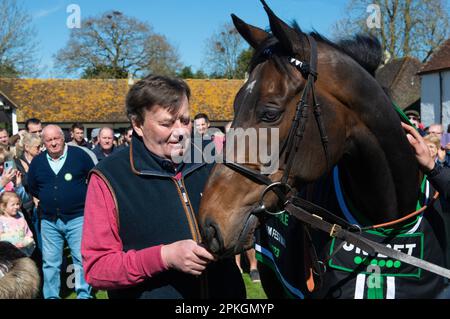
[[333, 0, 449, 63], [235, 48, 254, 79], [0, 0, 39, 77], [178, 66, 194, 79], [178, 66, 208, 79], [203, 23, 249, 79], [81, 65, 128, 79], [194, 69, 208, 79], [55, 11, 181, 78], [144, 34, 181, 76], [0, 61, 19, 78]]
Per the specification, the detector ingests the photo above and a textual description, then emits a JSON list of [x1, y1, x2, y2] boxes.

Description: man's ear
[[131, 118, 144, 138]]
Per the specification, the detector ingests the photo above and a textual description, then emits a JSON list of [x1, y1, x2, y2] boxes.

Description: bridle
[[224, 34, 331, 216], [221, 34, 450, 282]]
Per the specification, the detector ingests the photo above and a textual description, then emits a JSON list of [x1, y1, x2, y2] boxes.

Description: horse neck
[[332, 63, 420, 223], [339, 123, 419, 224]]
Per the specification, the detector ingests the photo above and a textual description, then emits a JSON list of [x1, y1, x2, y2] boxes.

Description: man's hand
[[402, 122, 435, 171], [161, 239, 216, 276]]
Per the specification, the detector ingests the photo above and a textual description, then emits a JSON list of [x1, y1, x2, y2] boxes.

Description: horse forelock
[[249, 36, 296, 77]]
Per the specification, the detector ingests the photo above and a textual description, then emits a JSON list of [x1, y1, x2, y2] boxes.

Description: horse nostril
[[203, 220, 222, 254]]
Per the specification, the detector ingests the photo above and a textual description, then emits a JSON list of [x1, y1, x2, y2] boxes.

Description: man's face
[[99, 129, 114, 151], [43, 127, 65, 158], [28, 123, 43, 136], [72, 128, 85, 144], [133, 95, 191, 161], [0, 130, 9, 146], [124, 129, 133, 144], [428, 125, 443, 138], [194, 118, 210, 135]]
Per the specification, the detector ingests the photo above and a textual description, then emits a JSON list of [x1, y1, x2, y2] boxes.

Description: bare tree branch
[[54, 11, 181, 78], [333, 0, 449, 62], [0, 0, 39, 77], [203, 23, 248, 79]]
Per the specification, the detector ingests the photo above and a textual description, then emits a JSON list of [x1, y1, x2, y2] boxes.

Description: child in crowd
[[0, 191, 35, 256]]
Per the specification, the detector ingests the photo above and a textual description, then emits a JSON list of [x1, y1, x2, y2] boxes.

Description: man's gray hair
[[42, 125, 64, 139], [99, 127, 114, 137]]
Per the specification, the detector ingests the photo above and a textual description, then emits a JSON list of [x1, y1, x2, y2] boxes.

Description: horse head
[[199, 0, 420, 257]]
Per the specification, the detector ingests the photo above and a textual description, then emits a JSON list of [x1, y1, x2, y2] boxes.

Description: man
[[68, 123, 98, 165], [403, 122, 450, 298], [92, 127, 120, 162], [193, 113, 223, 158], [428, 123, 444, 140], [404, 122, 450, 201], [69, 123, 92, 149], [0, 128, 9, 148], [25, 118, 43, 136], [404, 110, 425, 136], [28, 125, 94, 299], [90, 128, 100, 147], [123, 126, 133, 147], [193, 113, 210, 136], [82, 75, 245, 299]]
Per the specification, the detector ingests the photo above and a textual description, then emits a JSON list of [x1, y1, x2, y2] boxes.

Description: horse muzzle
[[202, 218, 225, 256], [201, 209, 261, 258]]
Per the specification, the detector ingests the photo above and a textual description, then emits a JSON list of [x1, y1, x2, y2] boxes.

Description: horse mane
[[249, 23, 382, 78], [313, 33, 382, 77], [292, 21, 383, 77]]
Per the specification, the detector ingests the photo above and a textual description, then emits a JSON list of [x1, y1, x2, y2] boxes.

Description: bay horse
[[199, 0, 447, 298]]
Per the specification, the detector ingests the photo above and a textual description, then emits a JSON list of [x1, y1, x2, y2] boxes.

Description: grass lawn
[[65, 272, 267, 299], [242, 272, 267, 299]]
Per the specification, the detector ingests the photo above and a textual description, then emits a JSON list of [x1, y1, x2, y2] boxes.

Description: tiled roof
[[375, 57, 421, 109], [418, 38, 450, 74], [0, 78, 244, 123]]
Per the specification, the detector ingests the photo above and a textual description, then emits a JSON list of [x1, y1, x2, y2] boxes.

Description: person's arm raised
[[402, 122, 435, 172]]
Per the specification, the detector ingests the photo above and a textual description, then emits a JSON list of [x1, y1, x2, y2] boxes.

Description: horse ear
[[231, 14, 269, 49], [260, 0, 304, 55]]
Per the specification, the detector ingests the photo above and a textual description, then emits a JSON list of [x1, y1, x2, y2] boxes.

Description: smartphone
[[4, 160, 16, 171]]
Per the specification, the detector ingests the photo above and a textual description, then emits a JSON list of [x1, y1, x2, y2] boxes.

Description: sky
[[23, 0, 351, 78], [22, 0, 348, 78]]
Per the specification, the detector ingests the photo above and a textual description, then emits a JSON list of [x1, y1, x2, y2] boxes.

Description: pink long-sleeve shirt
[[81, 173, 168, 289]]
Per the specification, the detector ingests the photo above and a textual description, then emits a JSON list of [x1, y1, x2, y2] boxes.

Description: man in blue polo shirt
[[28, 124, 95, 299]]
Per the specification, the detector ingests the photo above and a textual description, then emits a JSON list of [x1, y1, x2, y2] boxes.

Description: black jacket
[[93, 134, 245, 299]]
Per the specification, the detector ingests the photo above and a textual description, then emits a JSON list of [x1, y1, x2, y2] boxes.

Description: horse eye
[[261, 110, 281, 123]]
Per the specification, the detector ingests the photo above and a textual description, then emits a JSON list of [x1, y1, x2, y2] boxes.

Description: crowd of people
[[0, 75, 250, 299], [0, 75, 449, 299]]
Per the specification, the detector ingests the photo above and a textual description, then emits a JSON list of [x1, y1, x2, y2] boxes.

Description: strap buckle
[[329, 224, 341, 237]]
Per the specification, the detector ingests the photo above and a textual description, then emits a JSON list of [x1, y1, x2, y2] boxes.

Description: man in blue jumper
[[28, 124, 95, 299]]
